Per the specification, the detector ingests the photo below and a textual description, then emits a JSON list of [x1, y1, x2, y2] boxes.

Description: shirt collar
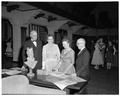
[[31, 39, 36, 42], [80, 47, 85, 51]]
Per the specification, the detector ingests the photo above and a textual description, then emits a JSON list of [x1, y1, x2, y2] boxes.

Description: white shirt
[[33, 41, 37, 47], [78, 47, 85, 55]]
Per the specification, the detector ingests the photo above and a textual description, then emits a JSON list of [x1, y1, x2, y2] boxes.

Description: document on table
[[2, 69, 10, 74], [68, 76, 87, 82], [10, 67, 21, 70], [51, 74, 86, 90], [54, 79, 77, 90], [36, 70, 87, 90], [4, 70, 22, 75]]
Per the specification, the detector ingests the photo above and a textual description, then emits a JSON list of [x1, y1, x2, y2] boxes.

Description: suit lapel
[[36, 40, 41, 48], [77, 48, 86, 57], [29, 40, 37, 49], [32, 40, 38, 48]]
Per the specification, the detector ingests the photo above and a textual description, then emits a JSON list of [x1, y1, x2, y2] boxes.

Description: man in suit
[[21, 30, 42, 73], [75, 38, 90, 81]]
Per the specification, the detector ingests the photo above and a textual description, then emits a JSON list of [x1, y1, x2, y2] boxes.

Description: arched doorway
[[2, 18, 13, 68]]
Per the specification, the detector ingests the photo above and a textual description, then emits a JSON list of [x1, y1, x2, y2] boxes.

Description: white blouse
[[42, 43, 60, 72]]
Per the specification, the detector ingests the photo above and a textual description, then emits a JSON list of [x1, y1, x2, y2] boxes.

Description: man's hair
[[77, 38, 86, 44], [30, 30, 37, 35]]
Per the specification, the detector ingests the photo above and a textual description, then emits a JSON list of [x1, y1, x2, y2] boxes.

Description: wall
[[2, 6, 43, 61], [47, 20, 68, 34], [2, 4, 69, 61], [74, 28, 118, 36], [60, 25, 86, 41]]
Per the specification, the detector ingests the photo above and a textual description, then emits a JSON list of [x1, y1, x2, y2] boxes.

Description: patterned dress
[[106, 46, 114, 63], [58, 48, 76, 75]]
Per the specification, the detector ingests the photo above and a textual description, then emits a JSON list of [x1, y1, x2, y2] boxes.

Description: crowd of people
[[21, 30, 90, 81], [91, 38, 117, 70], [21, 30, 117, 82]]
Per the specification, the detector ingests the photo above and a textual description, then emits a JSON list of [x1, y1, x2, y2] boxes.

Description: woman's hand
[[42, 61, 45, 70], [52, 68, 59, 72], [53, 60, 61, 71], [21, 66, 25, 70], [21, 66, 27, 72], [71, 73, 77, 77]]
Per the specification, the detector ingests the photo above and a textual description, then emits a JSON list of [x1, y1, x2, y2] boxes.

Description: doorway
[[2, 18, 13, 68]]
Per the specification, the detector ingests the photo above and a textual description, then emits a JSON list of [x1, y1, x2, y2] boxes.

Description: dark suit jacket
[[22, 39, 42, 71], [75, 48, 90, 81]]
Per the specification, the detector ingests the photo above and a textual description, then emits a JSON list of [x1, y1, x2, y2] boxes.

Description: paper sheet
[[49, 74, 86, 90], [5, 70, 22, 75], [2, 69, 10, 72], [10, 67, 21, 70], [54, 79, 77, 90], [67, 76, 87, 82], [36, 70, 86, 90], [2, 69, 12, 74]]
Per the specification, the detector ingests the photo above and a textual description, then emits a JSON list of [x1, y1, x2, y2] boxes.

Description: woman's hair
[[47, 34, 54, 39], [62, 38, 71, 46]]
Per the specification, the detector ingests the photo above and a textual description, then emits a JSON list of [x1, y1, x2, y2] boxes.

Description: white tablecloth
[[2, 75, 66, 95]]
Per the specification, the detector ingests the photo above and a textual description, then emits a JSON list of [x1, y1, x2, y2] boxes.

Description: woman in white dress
[[42, 35, 60, 73], [91, 42, 104, 69], [98, 38, 106, 67]]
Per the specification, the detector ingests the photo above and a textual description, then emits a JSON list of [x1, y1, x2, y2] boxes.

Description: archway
[[2, 18, 13, 68]]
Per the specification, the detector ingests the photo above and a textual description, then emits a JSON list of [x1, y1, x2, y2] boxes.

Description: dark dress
[[106, 46, 114, 63]]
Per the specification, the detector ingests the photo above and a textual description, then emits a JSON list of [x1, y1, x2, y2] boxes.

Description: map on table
[[2, 67, 22, 75], [36, 70, 86, 90]]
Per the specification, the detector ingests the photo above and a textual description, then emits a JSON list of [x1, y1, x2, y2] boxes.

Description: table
[[2, 72, 88, 94], [29, 74, 88, 94], [2, 74, 66, 95]]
